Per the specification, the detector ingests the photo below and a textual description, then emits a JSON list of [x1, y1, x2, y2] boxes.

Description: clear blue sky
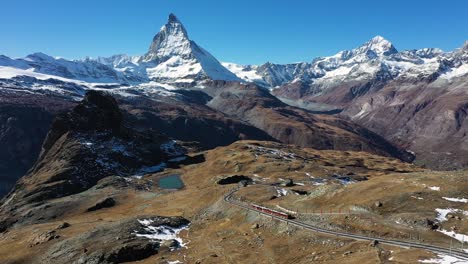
[[1, 0, 467, 64]]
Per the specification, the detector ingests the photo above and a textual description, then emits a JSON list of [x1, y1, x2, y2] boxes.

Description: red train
[[251, 204, 294, 219]]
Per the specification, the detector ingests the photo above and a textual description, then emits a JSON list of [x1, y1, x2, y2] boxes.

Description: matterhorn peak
[[143, 13, 191, 62], [139, 13, 239, 82], [356, 35, 398, 57]]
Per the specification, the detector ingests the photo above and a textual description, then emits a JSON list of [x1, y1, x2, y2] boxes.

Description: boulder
[[217, 175, 253, 185], [56, 222, 71, 230], [426, 219, 439, 230], [30, 230, 60, 246], [238, 180, 250, 188], [281, 179, 294, 187], [369, 240, 379, 247], [161, 239, 179, 249], [87, 197, 116, 212]]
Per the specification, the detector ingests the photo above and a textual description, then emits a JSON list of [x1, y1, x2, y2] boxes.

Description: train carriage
[[251, 204, 293, 219]]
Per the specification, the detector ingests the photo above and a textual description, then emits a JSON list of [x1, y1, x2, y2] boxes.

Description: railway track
[[224, 187, 468, 261]]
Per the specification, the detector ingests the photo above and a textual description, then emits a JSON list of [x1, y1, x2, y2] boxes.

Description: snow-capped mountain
[[97, 14, 239, 84], [225, 36, 468, 91], [1, 13, 466, 96], [0, 52, 143, 84]]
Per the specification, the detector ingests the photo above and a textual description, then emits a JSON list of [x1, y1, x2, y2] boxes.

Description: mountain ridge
[[2, 15, 466, 90]]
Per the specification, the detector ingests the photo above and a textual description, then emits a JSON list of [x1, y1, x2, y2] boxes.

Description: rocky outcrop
[[17, 91, 167, 202], [87, 197, 116, 212], [40, 216, 189, 264], [0, 106, 54, 197]]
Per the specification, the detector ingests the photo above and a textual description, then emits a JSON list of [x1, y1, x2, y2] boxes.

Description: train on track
[[251, 204, 294, 219]]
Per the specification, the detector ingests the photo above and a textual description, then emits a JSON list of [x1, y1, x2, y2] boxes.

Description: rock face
[[0, 106, 54, 196], [39, 90, 125, 157], [205, 81, 414, 162]]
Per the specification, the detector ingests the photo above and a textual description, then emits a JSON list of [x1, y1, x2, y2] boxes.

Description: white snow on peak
[[141, 14, 239, 82], [355, 36, 398, 57], [144, 14, 192, 61], [226, 36, 400, 89], [225, 36, 468, 94]]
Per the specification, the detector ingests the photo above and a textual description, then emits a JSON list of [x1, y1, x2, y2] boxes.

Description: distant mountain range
[[2, 13, 466, 91], [0, 13, 467, 172]]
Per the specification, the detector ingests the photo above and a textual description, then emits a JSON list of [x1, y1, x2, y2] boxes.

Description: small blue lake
[[158, 174, 184, 189]]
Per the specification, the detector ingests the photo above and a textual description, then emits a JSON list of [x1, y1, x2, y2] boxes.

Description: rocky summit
[[0, 10, 467, 264]]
